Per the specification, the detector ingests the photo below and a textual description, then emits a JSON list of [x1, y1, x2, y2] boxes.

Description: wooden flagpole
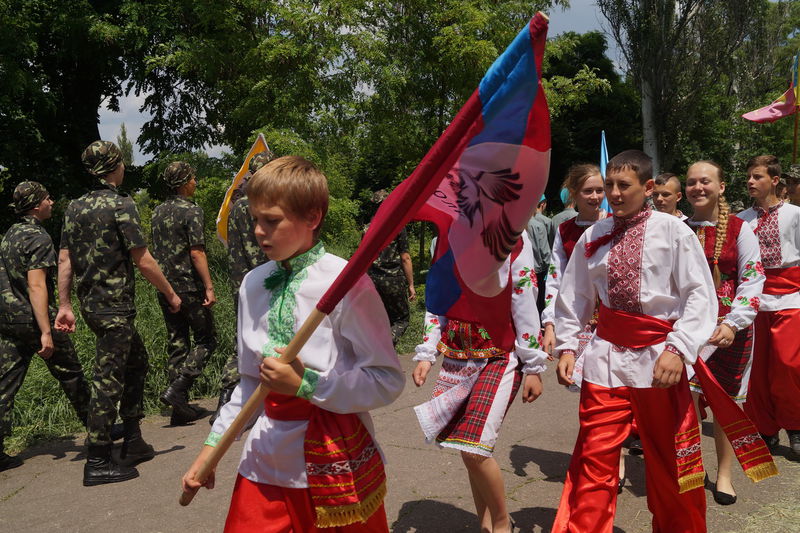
[[179, 308, 327, 506]]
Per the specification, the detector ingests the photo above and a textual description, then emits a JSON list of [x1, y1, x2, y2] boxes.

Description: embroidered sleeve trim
[[205, 432, 222, 448], [665, 344, 684, 359], [296, 368, 320, 400]]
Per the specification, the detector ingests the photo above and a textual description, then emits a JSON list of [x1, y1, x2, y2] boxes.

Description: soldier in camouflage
[[0, 182, 91, 472], [210, 150, 272, 424], [366, 190, 416, 346], [151, 162, 217, 425], [56, 141, 182, 486]]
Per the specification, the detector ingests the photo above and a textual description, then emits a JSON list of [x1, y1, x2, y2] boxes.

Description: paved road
[[2, 357, 799, 532]]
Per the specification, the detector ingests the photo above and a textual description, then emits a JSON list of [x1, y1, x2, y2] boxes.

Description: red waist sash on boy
[[264, 392, 387, 528], [763, 265, 800, 295], [595, 303, 778, 485]]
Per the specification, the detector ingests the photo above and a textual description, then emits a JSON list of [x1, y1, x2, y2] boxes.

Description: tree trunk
[[640, 78, 661, 175]]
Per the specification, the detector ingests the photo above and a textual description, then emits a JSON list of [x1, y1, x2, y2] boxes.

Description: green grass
[[6, 241, 428, 454]]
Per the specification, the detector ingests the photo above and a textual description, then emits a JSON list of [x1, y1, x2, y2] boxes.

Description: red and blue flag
[[318, 14, 550, 350]]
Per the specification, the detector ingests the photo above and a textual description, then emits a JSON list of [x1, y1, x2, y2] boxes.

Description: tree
[[597, 0, 768, 172], [117, 123, 134, 166]]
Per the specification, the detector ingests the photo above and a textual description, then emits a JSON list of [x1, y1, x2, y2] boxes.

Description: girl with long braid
[[685, 160, 765, 505]]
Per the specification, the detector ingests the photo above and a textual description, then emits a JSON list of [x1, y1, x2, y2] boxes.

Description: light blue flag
[[600, 130, 611, 213]]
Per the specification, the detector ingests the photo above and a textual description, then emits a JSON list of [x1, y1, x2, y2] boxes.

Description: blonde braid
[[712, 196, 730, 289]]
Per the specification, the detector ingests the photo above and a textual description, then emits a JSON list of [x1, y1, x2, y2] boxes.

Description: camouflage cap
[[11, 181, 49, 215], [783, 164, 800, 182], [82, 141, 123, 177], [162, 161, 196, 189], [249, 149, 275, 174]]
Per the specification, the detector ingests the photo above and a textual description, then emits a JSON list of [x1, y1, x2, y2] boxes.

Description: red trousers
[[745, 308, 800, 435], [552, 380, 706, 533], [224, 475, 389, 533]]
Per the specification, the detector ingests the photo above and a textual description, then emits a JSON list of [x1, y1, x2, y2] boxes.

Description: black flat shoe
[[704, 473, 712, 489], [713, 487, 737, 505], [618, 476, 626, 494], [629, 438, 644, 456]]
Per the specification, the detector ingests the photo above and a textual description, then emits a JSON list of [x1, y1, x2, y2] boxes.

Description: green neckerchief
[[261, 241, 326, 359]]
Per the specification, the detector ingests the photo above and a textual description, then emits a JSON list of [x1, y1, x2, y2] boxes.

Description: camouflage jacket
[[60, 181, 147, 315], [227, 197, 267, 291], [0, 216, 57, 323], [151, 195, 205, 293], [368, 227, 409, 279]]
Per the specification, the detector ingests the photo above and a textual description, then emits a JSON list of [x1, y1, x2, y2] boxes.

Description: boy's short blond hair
[[247, 156, 329, 233]]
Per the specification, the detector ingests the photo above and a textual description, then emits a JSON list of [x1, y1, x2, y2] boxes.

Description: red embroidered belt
[[595, 303, 675, 349], [263, 392, 387, 528], [763, 266, 800, 295], [264, 391, 312, 420]]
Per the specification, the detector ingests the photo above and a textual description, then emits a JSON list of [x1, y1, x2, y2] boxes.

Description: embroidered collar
[[754, 201, 783, 217], [584, 206, 651, 258], [260, 241, 326, 358], [263, 241, 326, 290]]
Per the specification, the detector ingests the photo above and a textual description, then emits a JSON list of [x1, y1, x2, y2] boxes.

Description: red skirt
[[224, 475, 389, 533]]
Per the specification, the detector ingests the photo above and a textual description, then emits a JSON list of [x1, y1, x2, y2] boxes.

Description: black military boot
[[161, 375, 202, 425], [209, 386, 235, 426], [0, 438, 23, 472], [787, 430, 800, 456], [115, 419, 155, 467], [761, 433, 780, 453], [83, 444, 139, 486]]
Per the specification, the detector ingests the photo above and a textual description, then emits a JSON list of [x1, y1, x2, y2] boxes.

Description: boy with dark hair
[[738, 154, 800, 455], [552, 149, 716, 532], [653, 172, 686, 219], [183, 156, 404, 532], [152, 161, 217, 425], [0, 182, 90, 471]]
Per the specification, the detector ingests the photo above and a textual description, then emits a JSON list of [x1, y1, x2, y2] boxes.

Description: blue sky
[[99, 1, 614, 163]]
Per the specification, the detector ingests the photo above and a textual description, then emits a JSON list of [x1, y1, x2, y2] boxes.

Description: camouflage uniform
[[60, 176, 149, 447], [219, 153, 271, 391], [368, 227, 411, 345], [0, 209, 90, 449], [151, 190, 216, 385]]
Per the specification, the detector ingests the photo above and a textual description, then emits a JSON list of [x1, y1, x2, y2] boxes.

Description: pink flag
[[742, 87, 797, 123]]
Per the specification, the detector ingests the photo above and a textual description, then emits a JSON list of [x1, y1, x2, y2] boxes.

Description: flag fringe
[[678, 472, 705, 494], [314, 481, 386, 528]]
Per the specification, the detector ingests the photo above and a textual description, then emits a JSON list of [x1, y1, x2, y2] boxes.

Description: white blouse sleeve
[[511, 233, 548, 374], [554, 232, 597, 356], [413, 311, 445, 364], [310, 276, 405, 414], [724, 222, 765, 331], [666, 231, 717, 364], [541, 228, 567, 326]]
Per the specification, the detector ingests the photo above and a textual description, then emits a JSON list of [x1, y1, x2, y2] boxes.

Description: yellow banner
[[216, 133, 270, 244]]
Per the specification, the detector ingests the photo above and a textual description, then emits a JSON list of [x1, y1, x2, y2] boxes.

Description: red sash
[[763, 266, 800, 295], [594, 305, 778, 485], [264, 392, 387, 528], [596, 303, 673, 348]]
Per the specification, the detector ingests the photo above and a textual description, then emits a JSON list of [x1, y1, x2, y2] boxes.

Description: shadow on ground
[[391, 499, 477, 532]]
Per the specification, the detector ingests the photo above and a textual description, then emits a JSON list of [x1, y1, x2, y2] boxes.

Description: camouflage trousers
[[0, 322, 90, 443], [158, 291, 217, 383], [82, 312, 148, 447], [219, 293, 240, 391], [369, 274, 410, 346]]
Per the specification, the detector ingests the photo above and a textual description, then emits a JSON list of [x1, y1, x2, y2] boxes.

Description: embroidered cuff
[[557, 349, 577, 360], [204, 431, 222, 448], [664, 344, 684, 360], [522, 362, 547, 375], [296, 368, 320, 400]]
